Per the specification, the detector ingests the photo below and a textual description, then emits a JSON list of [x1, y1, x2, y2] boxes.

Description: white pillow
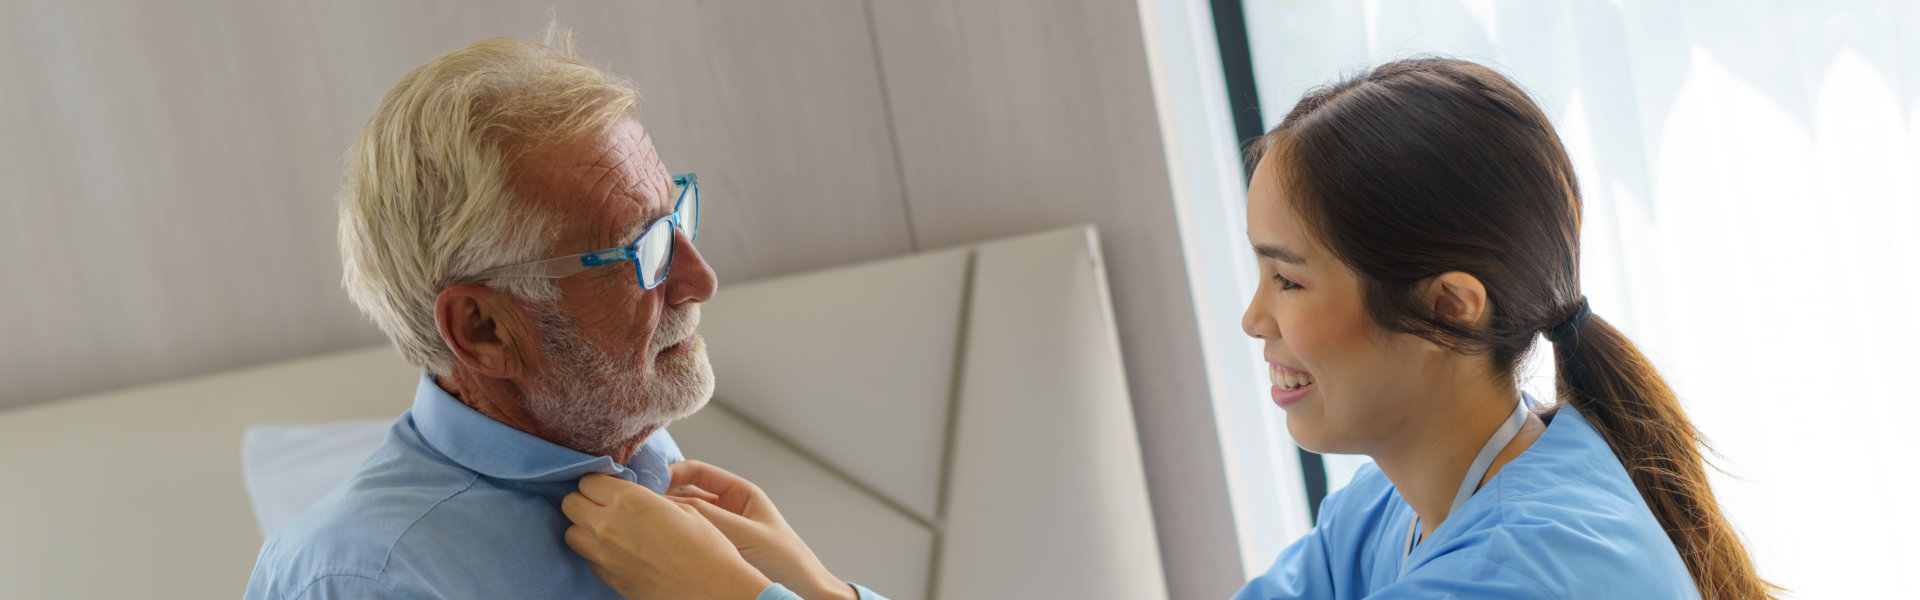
[[241, 417, 396, 538]]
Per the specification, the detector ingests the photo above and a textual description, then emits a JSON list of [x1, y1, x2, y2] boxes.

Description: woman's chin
[[1283, 410, 1330, 453], [1284, 407, 1362, 455]]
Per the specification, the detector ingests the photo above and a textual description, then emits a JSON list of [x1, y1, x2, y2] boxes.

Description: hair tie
[[1546, 297, 1592, 344]]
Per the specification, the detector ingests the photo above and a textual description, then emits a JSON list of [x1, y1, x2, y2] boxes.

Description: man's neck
[[433, 371, 652, 464], [1370, 378, 1542, 538]]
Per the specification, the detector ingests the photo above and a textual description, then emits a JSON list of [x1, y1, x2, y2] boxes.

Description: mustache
[[649, 304, 701, 353]]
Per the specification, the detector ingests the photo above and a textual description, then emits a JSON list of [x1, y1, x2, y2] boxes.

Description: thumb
[[676, 496, 761, 543]]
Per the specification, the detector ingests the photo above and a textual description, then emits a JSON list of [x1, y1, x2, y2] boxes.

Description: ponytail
[[1552, 315, 1779, 599]]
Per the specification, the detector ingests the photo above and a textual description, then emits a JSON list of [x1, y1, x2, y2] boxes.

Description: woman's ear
[[434, 284, 528, 379], [1426, 271, 1491, 330]]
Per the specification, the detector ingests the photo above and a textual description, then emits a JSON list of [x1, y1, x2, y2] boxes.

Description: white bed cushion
[[240, 417, 396, 537]]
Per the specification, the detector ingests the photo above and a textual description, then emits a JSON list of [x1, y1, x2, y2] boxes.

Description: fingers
[[675, 495, 758, 540], [669, 460, 762, 516], [668, 460, 754, 498], [577, 472, 638, 504], [577, 472, 680, 516], [563, 523, 603, 560], [676, 500, 705, 518], [561, 491, 603, 527], [666, 483, 722, 504]]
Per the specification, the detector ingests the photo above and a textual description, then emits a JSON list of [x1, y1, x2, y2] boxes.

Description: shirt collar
[[1495, 397, 1617, 495], [410, 372, 681, 493]]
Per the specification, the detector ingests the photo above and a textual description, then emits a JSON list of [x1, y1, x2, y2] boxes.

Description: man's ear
[[434, 284, 529, 379], [1426, 271, 1492, 331]]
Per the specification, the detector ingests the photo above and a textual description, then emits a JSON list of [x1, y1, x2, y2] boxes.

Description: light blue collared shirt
[[244, 373, 683, 599]]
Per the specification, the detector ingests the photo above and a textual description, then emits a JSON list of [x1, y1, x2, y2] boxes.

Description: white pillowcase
[[241, 417, 396, 538]]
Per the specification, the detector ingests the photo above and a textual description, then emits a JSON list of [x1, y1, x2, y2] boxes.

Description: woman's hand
[[562, 473, 772, 600], [666, 460, 856, 600]]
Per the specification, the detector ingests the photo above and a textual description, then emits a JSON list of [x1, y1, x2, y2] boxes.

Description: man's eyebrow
[[614, 219, 647, 246], [612, 203, 675, 246], [1254, 244, 1308, 264]]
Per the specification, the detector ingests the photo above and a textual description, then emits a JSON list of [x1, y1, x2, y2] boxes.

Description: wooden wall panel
[[866, 1, 1244, 597], [0, 1, 386, 408], [544, 1, 916, 282], [0, 0, 910, 408]]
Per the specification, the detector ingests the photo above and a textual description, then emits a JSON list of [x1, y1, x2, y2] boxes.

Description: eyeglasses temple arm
[[463, 253, 597, 283]]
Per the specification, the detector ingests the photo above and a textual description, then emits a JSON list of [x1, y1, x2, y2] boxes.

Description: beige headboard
[[0, 226, 1168, 600]]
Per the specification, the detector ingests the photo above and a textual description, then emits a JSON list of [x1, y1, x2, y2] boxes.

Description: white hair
[[338, 31, 640, 373]]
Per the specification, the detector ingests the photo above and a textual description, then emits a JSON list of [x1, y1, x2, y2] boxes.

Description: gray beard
[[522, 304, 713, 457]]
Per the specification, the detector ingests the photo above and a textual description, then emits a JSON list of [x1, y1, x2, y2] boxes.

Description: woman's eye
[[1272, 273, 1301, 290]]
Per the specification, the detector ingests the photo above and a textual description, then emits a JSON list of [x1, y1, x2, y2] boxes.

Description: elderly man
[[244, 34, 760, 599]]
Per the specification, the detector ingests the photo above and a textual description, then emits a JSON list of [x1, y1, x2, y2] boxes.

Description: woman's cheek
[[1278, 293, 1327, 358]]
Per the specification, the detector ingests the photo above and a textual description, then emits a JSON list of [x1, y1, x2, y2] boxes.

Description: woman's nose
[[1242, 300, 1275, 340]]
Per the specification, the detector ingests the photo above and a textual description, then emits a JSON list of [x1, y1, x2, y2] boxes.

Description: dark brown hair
[[1251, 57, 1775, 598]]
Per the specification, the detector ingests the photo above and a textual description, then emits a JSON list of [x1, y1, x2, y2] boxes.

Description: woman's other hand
[[562, 473, 772, 600], [667, 460, 856, 600]]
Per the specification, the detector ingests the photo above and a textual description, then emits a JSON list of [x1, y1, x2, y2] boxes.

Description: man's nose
[[663, 229, 716, 306]]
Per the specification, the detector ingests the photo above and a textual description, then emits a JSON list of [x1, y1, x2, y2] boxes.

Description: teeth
[[1269, 365, 1315, 390]]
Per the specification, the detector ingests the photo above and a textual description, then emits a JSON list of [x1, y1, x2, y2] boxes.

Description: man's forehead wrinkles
[[560, 124, 669, 249], [579, 150, 635, 204], [576, 138, 636, 180], [631, 132, 667, 197], [574, 130, 665, 198]]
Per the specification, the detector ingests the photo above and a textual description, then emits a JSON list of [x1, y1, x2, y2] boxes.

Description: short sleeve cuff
[[850, 582, 889, 600], [756, 583, 803, 600]]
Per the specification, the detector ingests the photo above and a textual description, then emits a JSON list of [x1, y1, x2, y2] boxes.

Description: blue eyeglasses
[[466, 173, 699, 290]]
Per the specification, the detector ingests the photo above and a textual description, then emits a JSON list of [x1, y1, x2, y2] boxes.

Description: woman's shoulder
[[1437, 497, 1699, 598], [1414, 477, 1698, 598]]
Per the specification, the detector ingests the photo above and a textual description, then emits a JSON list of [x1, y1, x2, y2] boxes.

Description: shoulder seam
[[1495, 458, 1604, 502], [291, 572, 401, 600], [376, 472, 484, 578]]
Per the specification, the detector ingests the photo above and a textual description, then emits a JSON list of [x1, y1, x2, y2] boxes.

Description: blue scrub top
[[1235, 403, 1700, 599]]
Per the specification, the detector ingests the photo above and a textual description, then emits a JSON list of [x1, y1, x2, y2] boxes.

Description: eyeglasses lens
[[678, 183, 699, 241], [636, 218, 675, 288]]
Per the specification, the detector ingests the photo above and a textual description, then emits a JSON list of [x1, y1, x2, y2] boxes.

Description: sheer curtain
[[1235, 1, 1920, 596]]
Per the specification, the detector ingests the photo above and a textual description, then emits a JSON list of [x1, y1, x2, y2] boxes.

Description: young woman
[[559, 57, 1775, 599], [1226, 57, 1772, 599]]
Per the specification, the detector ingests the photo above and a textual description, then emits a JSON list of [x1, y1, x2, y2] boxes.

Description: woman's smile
[[1268, 361, 1316, 408]]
